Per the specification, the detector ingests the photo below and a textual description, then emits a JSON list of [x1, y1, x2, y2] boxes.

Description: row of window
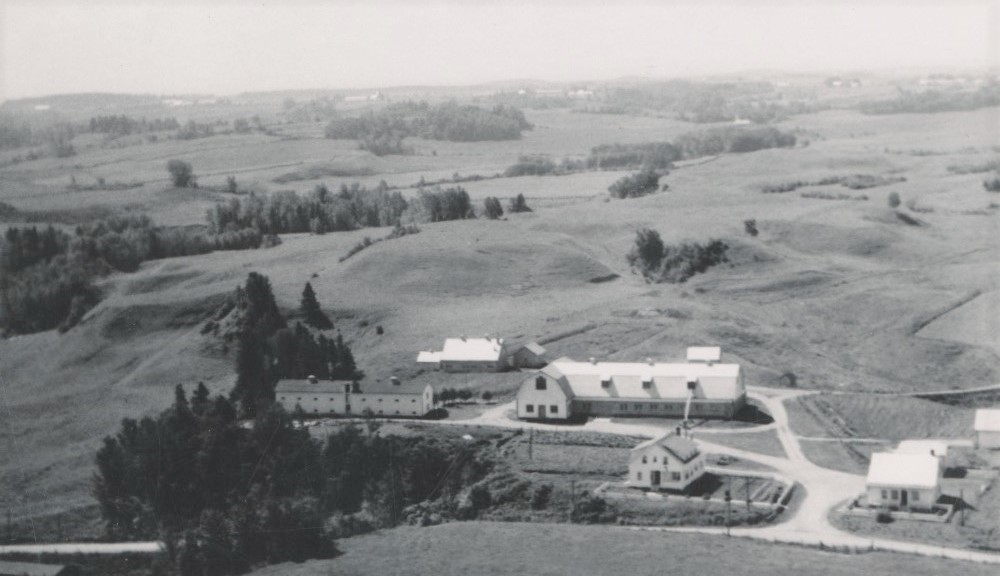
[[304, 407, 420, 416], [280, 396, 417, 403], [523, 404, 558, 414], [880, 489, 919, 502]]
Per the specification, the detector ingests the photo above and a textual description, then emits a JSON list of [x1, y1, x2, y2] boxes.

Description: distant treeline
[[88, 115, 181, 135], [0, 215, 275, 335], [601, 80, 811, 123], [325, 101, 532, 155], [505, 126, 796, 177], [208, 182, 475, 236], [859, 85, 1000, 115]]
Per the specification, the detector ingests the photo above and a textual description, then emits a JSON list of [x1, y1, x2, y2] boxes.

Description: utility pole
[[570, 479, 577, 524], [960, 489, 965, 526], [725, 484, 732, 537], [745, 479, 751, 512], [528, 428, 534, 460]]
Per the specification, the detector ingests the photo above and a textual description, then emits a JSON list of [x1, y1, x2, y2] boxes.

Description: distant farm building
[[865, 452, 941, 511], [417, 336, 508, 372], [275, 376, 433, 417], [628, 433, 705, 491], [974, 409, 1000, 449], [515, 347, 745, 421], [508, 341, 547, 369]]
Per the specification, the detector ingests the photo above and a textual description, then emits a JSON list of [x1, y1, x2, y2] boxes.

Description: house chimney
[[390, 376, 401, 386], [308, 375, 318, 384], [589, 357, 597, 365], [646, 357, 653, 366], [461, 334, 466, 341]]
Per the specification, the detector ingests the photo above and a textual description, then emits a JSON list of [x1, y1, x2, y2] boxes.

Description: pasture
[[2, 95, 1000, 538]]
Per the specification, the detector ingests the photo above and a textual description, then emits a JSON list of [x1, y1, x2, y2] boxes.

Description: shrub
[[627, 228, 729, 284], [481, 391, 493, 401], [984, 174, 1000, 192], [530, 484, 553, 510], [508, 193, 532, 213], [888, 192, 901, 208], [743, 219, 758, 237], [167, 159, 194, 188], [468, 485, 492, 511], [609, 169, 660, 199], [483, 197, 504, 220], [875, 511, 894, 524]]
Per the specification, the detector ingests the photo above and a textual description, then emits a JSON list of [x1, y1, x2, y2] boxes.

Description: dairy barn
[[515, 347, 745, 421]]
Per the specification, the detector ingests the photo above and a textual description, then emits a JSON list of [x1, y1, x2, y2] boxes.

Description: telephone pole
[[725, 484, 732, 537], [528, 428, 534, 460]]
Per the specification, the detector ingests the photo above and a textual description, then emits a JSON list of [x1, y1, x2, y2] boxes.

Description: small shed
[[509, 342, 547, 369], [865, 452, 941, 511], [974, 409, 1000, 449]]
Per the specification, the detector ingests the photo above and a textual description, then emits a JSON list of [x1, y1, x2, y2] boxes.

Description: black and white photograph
[[1, 1, 999, 574]]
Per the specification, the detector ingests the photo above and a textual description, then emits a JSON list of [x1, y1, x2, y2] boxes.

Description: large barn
[[515, 347, 745, 421], [276, 376, 434, 418]]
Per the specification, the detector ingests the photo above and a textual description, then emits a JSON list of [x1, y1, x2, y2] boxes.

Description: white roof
[[440, 337, 505, 362], [894, 439, 950, 457], [417, 351, 442, 364], [549, 358, 741, 400], [687, 346, 722, 362], [866, 452, 940, 489], [974, 409, 1000, 432]]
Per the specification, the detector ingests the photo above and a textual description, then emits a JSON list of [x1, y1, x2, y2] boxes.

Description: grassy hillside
[[2, 102, 1000, 535], [250, 522, 999, 576]]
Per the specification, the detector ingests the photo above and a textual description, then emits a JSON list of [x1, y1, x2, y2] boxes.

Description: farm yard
[[2, 56, 1000, 575]]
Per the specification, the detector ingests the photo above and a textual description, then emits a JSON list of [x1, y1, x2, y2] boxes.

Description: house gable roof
[[866, 452, 940, 489], [633, 433, 701, 464], [440, 337, 505, 362], [549, 358, 741, 401]]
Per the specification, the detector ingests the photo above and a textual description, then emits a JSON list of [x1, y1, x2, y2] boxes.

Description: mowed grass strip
[[249, 521, 1000, 576], [799, 394, 975, 440], [700, 429, 787, 458]]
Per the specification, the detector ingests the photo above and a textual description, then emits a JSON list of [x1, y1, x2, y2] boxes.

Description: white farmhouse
[[417, 336, 508, 372], [516, 347, 745, 421], [628, 433, 705, 492], [974, 409, 1000, 449], [865, 452, 941, 511], [275, 376, 434, 418]]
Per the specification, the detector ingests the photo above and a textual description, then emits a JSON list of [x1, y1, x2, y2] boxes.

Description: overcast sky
[[1, 0, 997, 100]]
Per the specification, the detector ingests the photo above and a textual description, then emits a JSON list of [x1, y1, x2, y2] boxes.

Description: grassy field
[[794, 394, 976, 440], [799, 439, 887, 475], [249, 522, 1000, 576], [3, 99, 1000, 535], [700, 430, 787, 458]]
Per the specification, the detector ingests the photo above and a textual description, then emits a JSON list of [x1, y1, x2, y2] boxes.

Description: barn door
[[538, 405, 547, 419]]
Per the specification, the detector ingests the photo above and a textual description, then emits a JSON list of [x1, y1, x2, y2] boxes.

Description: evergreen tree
[[191, 382, 211, 416], [333, 333, 357, 379], [232, 331, 270, 417], [299, 282, 332, 329]]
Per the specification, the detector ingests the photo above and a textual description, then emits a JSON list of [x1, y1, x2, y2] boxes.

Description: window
[[881, 490, 888, 500], [526, 404, 534, 413], [642, 380, 652, 389], [550, 405, 558, 414], [912, 491, 919, 502], [535, 376, 547, 391], [378, 398, 383, 402], [635, 404, 642, 410], [637, 472, 642, 481], [601, 378, 611, 388], [653, 457, 657, 463], [412, 399, 416, 403], [642, 456, 647, 464], [890, 490, 899, 500], [672, 472, 681, 481], [620, 403, 628, 410]]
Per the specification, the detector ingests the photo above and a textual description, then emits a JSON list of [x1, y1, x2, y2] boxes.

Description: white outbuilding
[[974, 409, 1000, 449], [865, 452, 941, 511]]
